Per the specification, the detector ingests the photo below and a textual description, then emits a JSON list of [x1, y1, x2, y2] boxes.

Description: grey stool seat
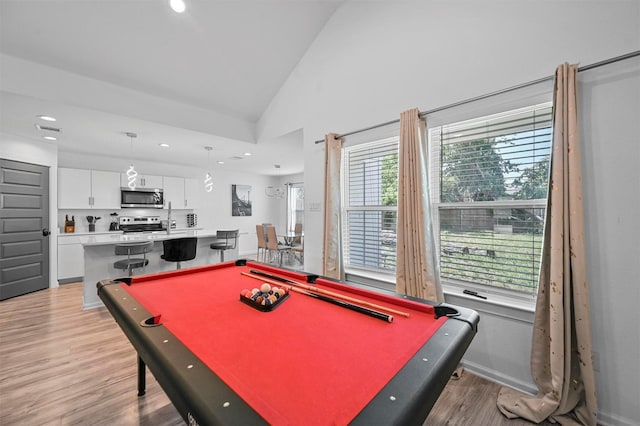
[[113, 241, 154, 276], [161, 237, 197, 270], [209, 229, 239, 262]]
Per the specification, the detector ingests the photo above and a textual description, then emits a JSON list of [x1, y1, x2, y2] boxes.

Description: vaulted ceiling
[[0, 0, 344, 174]]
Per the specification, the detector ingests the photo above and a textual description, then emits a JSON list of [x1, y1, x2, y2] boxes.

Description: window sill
[[442, 283, 536, 313], [344, 269, 537, 317]]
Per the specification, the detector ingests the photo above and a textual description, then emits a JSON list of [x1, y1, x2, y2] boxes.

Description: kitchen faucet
[[167, 201, 172, 235]]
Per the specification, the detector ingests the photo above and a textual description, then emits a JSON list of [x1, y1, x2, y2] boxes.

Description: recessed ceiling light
[[37, 115, 56, 122], [158, 143, 170, 148], [170, 0, 185, 13], [43, 136, 57, 141], [217, 161, 225, 165], [243, 152, 252, 156]]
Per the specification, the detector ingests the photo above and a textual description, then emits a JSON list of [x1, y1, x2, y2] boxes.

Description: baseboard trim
[[82, 299, 104, 311], [596, 411, 638, 426], [59, 276, 83, 284], [461, 360, 637, 426], [461, 359, 538, 395]]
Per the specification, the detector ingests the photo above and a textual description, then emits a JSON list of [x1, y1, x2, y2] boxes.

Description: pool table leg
[[137, 355, 146, 396]]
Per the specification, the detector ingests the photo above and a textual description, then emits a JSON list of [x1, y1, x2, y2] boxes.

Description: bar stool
[[113, 241, 154, 276], [209, 230, 239, 262], [161, 237, 197, 270]]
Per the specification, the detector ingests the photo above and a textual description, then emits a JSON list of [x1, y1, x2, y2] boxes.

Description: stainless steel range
[[119, 216, 163, 233]]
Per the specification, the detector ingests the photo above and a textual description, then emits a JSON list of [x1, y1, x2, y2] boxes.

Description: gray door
[[0, 158, 50, 300]]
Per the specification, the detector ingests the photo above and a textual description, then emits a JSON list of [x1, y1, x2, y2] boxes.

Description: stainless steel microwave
[[121, 188, 164, 208]]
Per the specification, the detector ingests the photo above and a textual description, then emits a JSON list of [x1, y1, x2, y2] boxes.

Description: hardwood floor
[[424, 371, 547, 426], [1, 282, 543, 426]]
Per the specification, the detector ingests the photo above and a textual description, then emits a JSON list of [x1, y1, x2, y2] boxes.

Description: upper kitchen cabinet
[[58, 168, 120, 209], [184, 178, 203, 210], [120, 173, 163, 190], [163, 176, 186, 209], [163, 177, 202, 210]]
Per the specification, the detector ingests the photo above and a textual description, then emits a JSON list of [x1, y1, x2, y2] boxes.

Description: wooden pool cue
[[245, 269, 411, 318], [241, 272, 393, 323]]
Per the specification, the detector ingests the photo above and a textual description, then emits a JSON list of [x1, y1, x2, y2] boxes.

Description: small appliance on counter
[[119, 216, 163, 233], [64, 215, 75, 233], [86, 216, 101, 232], [109, 213, 119, 231], [186, 213, 197, 228]]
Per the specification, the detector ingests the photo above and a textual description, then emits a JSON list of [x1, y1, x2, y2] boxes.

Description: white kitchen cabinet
[[91, 170, 121, 208], [185, 178, 203, 210], [163, 176, 186, 209], [120, 173, 163, 190], [58, 168, 120, 209], [57, 238, 84, 281], [58, 168, 91, 208]]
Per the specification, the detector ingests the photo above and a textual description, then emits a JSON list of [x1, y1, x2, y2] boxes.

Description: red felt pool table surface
[[98, 260, 479, 425]]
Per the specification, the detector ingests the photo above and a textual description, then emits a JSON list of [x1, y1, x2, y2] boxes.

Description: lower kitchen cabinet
[[58, 238, 84, 282]]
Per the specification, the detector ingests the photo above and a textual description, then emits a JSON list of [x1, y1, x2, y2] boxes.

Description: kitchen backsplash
[[58, 209, 194, 234]]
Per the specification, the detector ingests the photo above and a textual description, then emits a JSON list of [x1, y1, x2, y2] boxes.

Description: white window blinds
[[343, 137, 399, 272], [429, 103, 552, 294]]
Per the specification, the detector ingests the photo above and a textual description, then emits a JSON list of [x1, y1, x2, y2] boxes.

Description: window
[[429, 103, 552, 295], [342, 137, 399, 274], [287, 183, 304, 232], [340, 103, 551, 298]]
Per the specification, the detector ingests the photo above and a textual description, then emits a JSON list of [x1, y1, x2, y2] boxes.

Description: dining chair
[[266, 225, 290, 266], [292, 223, 303, 246], [291, 235, 304, 264], [255, 224, 267, 262]]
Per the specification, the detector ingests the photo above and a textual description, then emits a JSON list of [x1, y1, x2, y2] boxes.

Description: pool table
[[97, 260, 479, 425]]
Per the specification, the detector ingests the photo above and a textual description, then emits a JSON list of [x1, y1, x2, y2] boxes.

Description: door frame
[[0, 135, 59, 289]]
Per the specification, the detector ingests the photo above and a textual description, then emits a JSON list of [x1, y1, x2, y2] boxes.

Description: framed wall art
[[232, 184, 252, 216]]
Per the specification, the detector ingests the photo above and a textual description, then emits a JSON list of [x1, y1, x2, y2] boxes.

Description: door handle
[[42, 228, 51, 236]]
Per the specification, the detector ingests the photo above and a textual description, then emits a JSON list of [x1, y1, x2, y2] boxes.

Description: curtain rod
[[314, 50, 640, 144]]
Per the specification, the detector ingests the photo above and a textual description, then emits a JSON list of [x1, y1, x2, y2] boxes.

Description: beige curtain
[[322, 133, 344, 280], [396, 108, 443, 302], [497, 64, 597, 425]]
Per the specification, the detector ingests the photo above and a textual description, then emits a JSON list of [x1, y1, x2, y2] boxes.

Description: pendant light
[[126, 132, 138, 190], [204, 146, 213, 193]]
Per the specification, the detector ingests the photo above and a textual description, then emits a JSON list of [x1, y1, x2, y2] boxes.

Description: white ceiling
[[0, 0, 343, 175]]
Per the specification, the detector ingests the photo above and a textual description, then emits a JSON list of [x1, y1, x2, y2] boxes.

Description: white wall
[[256, 2, 640, 424], [0, 132, 59, 288], [578, 58, 640, 426]]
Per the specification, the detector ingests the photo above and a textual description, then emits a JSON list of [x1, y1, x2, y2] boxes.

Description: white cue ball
[[260, 283, 271, 293]]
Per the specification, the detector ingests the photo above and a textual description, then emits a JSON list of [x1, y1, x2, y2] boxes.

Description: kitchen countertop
[[80, 229, 234, 309], [58, 227, 203, 237], [76, 229, 217, 246]]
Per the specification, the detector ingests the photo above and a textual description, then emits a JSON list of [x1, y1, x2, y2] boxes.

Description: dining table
[[278, 231, 303, 246]]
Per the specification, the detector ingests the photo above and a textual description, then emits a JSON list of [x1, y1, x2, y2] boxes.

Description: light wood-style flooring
[[1, 282, 544, 425]]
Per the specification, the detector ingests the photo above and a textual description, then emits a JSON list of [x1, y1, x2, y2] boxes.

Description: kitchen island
[[80, 230, 233, 309]]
